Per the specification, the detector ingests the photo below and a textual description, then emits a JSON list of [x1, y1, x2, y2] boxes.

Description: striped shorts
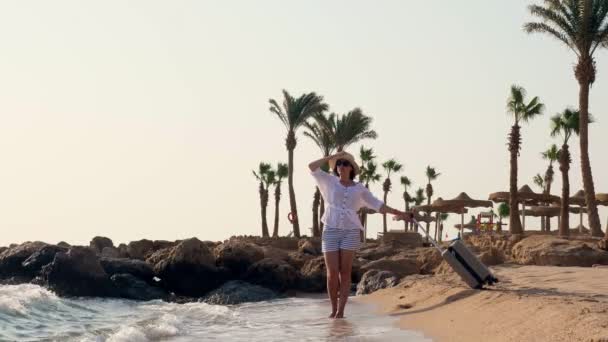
[[321, 228, 361, 252]]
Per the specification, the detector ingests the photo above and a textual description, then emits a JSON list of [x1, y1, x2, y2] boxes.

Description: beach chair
[[412, 219, 498, 289]]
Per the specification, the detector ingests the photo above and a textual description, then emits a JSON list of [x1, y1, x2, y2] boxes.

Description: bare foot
[[328, 312, 336, 318], [335, 312, 344, 319]]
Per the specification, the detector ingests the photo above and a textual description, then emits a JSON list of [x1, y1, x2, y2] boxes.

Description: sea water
[[0, 284, 431, 341]]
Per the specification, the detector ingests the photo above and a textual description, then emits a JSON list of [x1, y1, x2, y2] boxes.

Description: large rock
[[358, 243, 400, 261], [512, 235, 608, 267], [57, 241, 71, 248], [416, 248, 443, 274], [110, 273, 167, 301], [356, 270, 399, 295], [202, 280, 279, 305], [127, 239, 155, 260], [286, 251, 315, 269], [0, 241, 47, 279], [360, 257, 419, 278], [100, 258, 155, 283], [101, 247, 121, 258], [42, 246, 117, 297], [146, 247, 173, 265], [298, 239, 321, 255], [479, 247, 505, 266], [154, 238, 224, 297], [299, 256, 327, 292], [153, 240, 177, 251], [261, 246, 290, 261], [117, 244, 129, 258], [22, 245, 68, 277], [214, 240, 264, 276], [244, 258, 298, 292], [90, 236, 114, 254]]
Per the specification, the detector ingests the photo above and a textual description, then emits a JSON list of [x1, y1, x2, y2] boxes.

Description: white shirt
[[311, 168, 384, 230]]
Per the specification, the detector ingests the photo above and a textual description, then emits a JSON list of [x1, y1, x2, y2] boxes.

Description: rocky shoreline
[[1, 231, 607, 305]]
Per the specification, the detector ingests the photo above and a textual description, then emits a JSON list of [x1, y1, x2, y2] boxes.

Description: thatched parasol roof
[[412, 197, 469, 214], [440, 192, 493, 209], [596, 193, 608, 206], [488, 191, 509, 203], [525, 205, 587, 217], [570, 190, 587, 206], [392, 211, 436, 223], [525, 206, 560, 217], [488, 186, 560, 205]]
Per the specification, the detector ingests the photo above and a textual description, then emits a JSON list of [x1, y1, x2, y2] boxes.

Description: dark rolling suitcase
[[413, 219, 498, 289]]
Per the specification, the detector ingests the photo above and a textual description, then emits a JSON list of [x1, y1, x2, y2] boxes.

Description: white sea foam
[[145, 313, 181, 338], [106, 327, 149, 342], [0, 284, 55, 315]]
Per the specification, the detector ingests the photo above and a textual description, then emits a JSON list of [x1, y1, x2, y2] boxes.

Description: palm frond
[[400, 176, 411, 188]]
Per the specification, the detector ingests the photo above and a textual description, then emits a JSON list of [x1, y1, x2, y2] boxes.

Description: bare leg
[[324, 251, 340, 318], [335, 249, 355, 319]]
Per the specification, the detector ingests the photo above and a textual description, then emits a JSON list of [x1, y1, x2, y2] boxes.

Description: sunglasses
[[336, 159, 351, 168]]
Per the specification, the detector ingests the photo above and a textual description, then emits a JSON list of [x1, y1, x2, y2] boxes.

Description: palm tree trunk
[[558, 144, 570, 238], [259, 182, 269, 237], [272, 184, 281, 237], [286, 131, 300, 237], [546, 181, 552, 231], [508, 124, 523, 234], [261, 189, 270, 238], [404, 200, 409, 231], [312, 187, 320, 237], [382, 191, 388, 233], [577, 77, 602, 237]]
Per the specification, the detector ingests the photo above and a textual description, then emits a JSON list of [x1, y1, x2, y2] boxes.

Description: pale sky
[[0, 1, 607, 246]]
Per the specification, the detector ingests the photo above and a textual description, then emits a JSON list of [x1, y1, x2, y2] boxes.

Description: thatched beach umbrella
[[596, 193, 608, 205], [412, 198, 468, 239], [489, 186, 560, 231], [525, 205, 587, 230], [439, 193, 492, 237], [595, 193, 608, 233]]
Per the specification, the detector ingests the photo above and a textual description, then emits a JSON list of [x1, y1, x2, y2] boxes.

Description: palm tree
[[303, 113, 336, 237], [400, 176, 413, 231], [269, 90, 328, 237], [381, 159, 403, 233], [253, 162, 272, 237], [333, 108, 378, 152], [272, 163, 288, 238], [551, 108, 587, 237], [524, 0, 608, 238], [533, 174, 545, 191], [358, 147, 377, 225], [425, 166, 441, 234], [360, 160, 382, 230], [541, 144, 560, 231], [413, 188, 426, 233], [359, 146, 375, 183], [533, 173, 547, 231], [506, 85, 545, 234], [497, 202, 509, 233]]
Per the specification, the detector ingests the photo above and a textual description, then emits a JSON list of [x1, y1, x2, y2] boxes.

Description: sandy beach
[[358, 264, 608, 342]]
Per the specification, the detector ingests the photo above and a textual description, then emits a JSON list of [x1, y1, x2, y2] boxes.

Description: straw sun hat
[[328, 152, 360, 175]]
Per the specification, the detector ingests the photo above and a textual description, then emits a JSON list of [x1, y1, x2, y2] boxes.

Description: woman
[[309, 151, 412, 319]]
